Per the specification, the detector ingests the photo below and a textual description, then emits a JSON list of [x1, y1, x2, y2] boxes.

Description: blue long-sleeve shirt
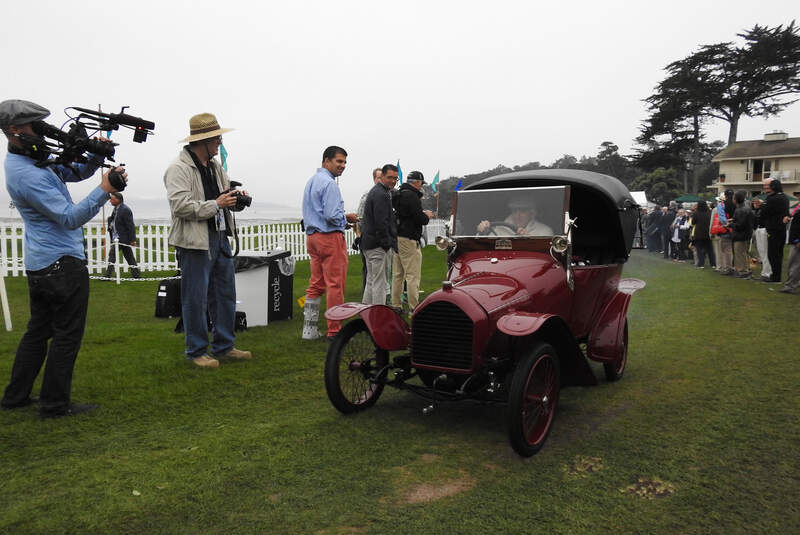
[[716, 202, 729, 225], [5, 152, 109, 270], [301, 167, 346, 234]]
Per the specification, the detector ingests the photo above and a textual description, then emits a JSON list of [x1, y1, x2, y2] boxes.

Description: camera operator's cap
[[181, 112, 234, 142], [0, 99, 50, 128], [406, 170, 425, 183]]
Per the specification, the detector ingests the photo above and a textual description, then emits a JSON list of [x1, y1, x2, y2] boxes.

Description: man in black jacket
[[360, 164, 398, 304], [391, 171, 433, 311], [730, 190, 754, 278], [779, 205, 800, 294], [760, 179, 790, 283], [104, 193, 140, 279]]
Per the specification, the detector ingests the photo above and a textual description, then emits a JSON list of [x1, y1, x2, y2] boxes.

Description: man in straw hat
[[301, 146, 359, 341], [163, 113, 251, 368], [0, 99, 125, 417]]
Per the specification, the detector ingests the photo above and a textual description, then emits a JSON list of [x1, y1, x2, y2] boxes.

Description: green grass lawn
[[1, 248, 799, 534]]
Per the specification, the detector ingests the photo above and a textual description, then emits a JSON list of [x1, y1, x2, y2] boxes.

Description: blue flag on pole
[[396, 159, 403, 183], [455, 177, 463, 191]]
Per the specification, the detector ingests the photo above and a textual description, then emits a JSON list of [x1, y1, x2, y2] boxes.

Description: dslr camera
[[224, 180, 252, 212]]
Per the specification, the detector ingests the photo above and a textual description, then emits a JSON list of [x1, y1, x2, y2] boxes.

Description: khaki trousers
[[733, 240, 751, 275], [718, 237, 733, 273], [391, 237, 423, 309]]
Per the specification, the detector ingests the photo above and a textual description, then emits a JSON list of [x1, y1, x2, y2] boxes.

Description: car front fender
[[325, 303, 410, 351], [496, 311, 597, 386], [587, 278, 646, 362]]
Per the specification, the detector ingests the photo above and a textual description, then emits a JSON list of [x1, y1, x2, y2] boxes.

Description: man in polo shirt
[[164, 113, 252, 368], [301, 146, 359, 340], [0, 99, 123, 418]]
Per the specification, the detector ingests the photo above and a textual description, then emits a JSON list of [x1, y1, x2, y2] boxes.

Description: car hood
[[448, 271, 531, 317]]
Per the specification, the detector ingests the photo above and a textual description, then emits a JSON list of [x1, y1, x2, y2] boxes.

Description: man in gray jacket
[[163, 113, 251, 368], [360, 164, 398, 304]]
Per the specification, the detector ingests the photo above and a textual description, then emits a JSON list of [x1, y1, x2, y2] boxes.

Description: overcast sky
[[1, 0, 798, 219]]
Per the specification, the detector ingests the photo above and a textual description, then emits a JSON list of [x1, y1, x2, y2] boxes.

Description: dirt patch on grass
[[420, 453, 440, 463], [564, 455, 605, 477], [621, 477, 676, 499], [403, 473, 476, 504]]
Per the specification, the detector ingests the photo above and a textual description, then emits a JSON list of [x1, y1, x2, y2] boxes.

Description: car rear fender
[[325, 303, 410, 351], [587, 278, 645, 362], [498, 312, 597, 387]]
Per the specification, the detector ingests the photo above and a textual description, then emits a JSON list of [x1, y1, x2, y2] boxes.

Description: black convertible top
[[466, 169, 640, 261], [466, 169, 637, 210]]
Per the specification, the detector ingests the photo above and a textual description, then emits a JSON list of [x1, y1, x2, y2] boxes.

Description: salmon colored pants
[[306, 231, 349, 335]]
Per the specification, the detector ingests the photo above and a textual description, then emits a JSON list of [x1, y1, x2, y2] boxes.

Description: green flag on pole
[[220, 144, 229, 171], [431, 170, 440, 193]]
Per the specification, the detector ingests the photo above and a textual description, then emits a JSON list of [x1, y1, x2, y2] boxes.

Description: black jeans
[[767, 227, 787, 282], [694, 239, 710, 267], [1, 256, 90, 414]]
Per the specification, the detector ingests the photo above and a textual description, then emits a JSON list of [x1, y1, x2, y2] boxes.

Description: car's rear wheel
[[508, 342, 560, 457], [603, 319, 628, 382], [324, 319, 388, 414]]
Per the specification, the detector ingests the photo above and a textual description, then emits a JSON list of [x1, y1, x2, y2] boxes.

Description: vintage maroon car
[[323, 170, 645, 456]]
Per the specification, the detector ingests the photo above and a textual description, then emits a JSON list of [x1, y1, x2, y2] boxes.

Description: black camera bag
[[155, 277, 182, 318]]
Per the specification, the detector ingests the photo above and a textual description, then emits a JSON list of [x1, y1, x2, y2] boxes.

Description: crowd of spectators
[[642, 179, 800, 294]]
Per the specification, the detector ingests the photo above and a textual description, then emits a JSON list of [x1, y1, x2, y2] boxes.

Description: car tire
[[324, 319, 388, 414], [507, 341, 560, 457], [603, 319, 628, 382]]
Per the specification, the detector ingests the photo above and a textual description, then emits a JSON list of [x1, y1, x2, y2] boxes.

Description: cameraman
[[163, 113, 251, 368], [0, 99, 125, 418]]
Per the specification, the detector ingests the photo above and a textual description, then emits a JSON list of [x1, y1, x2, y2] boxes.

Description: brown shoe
[[218, 348, 252, 360], [192, 355, 219, 368]]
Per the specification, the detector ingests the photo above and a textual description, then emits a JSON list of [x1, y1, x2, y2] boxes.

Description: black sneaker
[[1, 396, 39, 410], [41, 403, 99, 419]]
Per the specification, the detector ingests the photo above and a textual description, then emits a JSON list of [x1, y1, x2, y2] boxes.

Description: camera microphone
[[72, 106, 156, 131]]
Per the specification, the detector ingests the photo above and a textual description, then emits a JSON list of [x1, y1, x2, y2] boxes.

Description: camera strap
[[7, 136, 51, 162]]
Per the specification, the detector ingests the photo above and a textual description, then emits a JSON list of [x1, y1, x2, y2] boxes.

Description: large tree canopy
[[649, 21, 800, 145]]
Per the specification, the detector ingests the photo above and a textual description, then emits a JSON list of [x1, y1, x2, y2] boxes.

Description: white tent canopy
[[630, 191, 654, 210]]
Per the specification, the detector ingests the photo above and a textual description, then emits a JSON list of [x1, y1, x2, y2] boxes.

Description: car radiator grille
[[411, 301, 473, 370]]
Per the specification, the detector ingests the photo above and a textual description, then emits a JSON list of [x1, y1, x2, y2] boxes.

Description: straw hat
[[181, 113, 234, 142]]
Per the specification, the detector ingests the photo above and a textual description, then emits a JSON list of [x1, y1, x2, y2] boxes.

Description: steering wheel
[[481, 221, 518, 236]]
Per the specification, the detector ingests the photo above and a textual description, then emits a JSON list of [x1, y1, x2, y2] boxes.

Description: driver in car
[[477, 198, 554, 236]]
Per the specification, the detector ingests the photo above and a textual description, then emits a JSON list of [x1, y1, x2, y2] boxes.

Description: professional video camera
[[225, 180, 252, 212], [26, 106, 155, 191]]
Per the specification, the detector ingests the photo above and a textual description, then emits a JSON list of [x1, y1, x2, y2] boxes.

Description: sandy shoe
[[217, 348, 252, 360], [192, 355, 220, 368]]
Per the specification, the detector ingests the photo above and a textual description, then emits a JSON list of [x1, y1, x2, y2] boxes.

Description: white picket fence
[[0, 222, 358, 276]]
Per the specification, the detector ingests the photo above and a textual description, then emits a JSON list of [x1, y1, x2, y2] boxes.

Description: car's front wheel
[[507, 342, 560, 457], [324, 319, 388, 413]]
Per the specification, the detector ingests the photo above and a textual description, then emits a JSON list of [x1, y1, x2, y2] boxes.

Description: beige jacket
[[164, 147, 233, 250]]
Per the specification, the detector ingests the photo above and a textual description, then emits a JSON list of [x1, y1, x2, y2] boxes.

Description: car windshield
[[453, 186, 568, 238]]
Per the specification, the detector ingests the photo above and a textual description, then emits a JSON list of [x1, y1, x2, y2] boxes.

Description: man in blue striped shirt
[[301, 146, 358, 340], [0, 99, 124, 418]]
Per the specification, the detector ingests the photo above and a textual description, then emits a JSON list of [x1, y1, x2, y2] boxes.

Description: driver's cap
[[508, 198, 534, 211]]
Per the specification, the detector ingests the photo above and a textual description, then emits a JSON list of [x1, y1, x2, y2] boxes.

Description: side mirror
[[550, 218, 576, 291]]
